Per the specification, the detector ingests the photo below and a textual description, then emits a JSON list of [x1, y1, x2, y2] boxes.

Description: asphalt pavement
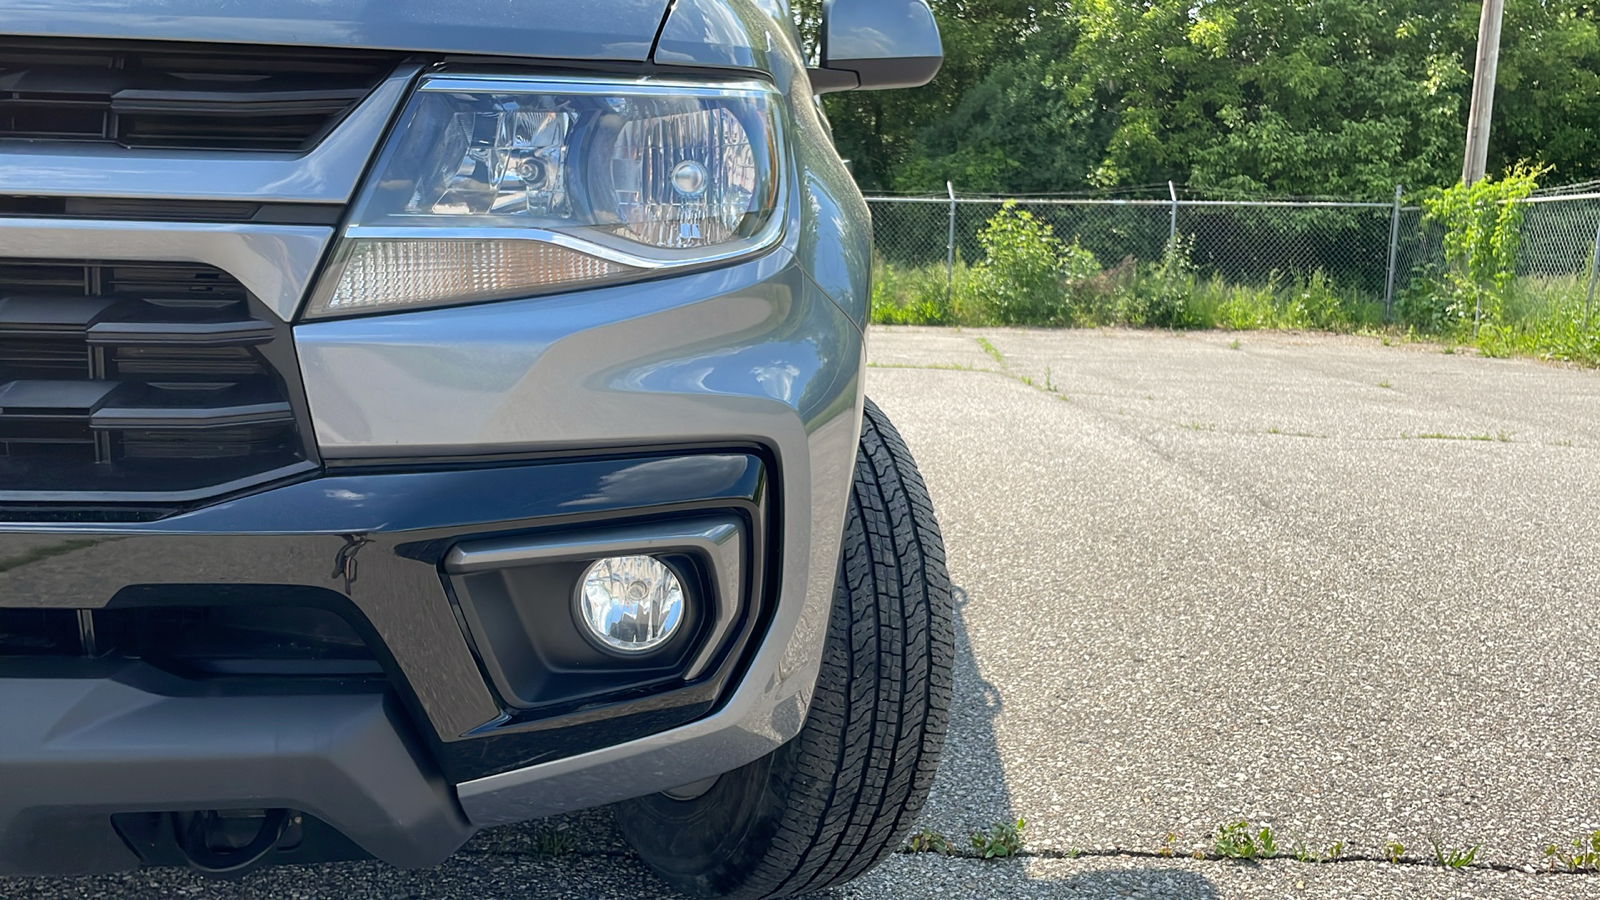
[[6, 326, 1600, 899]]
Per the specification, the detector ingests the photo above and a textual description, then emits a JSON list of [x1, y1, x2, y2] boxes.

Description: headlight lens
[[305, 76, 785, 319]]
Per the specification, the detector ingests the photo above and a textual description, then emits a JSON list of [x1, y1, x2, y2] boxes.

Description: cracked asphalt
[[6, 326, 1600, 898]]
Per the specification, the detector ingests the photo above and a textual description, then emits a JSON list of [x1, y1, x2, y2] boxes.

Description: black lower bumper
[[0, 662, 471, 875], [0, 452, 772, 874]]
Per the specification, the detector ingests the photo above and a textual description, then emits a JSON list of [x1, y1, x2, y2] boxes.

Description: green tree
[[839, 0, 1600, 197], [1491, 0, 1600, 182], [816, 0, 1050, 189]]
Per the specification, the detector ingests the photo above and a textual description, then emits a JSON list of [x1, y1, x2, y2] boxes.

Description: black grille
[[0, 260, 312, 498], [0, 605, 383, 679], [0, 42, 400, 151]]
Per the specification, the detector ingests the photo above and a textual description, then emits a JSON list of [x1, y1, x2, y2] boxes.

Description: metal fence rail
[[866, 187, 1600, 319]]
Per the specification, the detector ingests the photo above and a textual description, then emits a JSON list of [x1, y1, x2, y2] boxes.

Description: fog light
[[577, 556, 684, 654]]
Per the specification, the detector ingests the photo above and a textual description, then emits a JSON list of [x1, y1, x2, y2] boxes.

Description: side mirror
[[809, 0, 942, 94]]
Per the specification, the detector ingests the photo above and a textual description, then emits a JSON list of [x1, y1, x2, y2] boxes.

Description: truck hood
[[0, 0, 669, 61]]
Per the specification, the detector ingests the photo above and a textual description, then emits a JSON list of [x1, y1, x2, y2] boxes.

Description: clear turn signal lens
[[308, 238, 639, 317]]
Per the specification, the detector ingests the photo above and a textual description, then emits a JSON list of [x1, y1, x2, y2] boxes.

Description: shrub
[[1115, 237, 1203, 329], [971, 201, 1100, 325], [1420, 164, 1547, 334]]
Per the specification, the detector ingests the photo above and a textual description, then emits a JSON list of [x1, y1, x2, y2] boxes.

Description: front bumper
[[0, 18, 875, 873], [0, 666, 470, 875], [0, 250, 867, 872]]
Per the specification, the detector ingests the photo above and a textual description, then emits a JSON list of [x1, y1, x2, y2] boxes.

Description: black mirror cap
[[814, 0, 943, 93]]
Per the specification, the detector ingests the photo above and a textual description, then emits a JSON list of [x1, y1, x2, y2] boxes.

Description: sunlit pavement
[[7, 327, 1600, 899]]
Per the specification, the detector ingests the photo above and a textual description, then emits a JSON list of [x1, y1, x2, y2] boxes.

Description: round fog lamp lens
[[578, 556, 684, 653]]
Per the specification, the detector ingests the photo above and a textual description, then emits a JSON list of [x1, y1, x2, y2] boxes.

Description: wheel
[[616, 398, 954, 899]]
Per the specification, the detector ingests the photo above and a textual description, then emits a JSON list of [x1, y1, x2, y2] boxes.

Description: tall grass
[[871, 260, 1598, 367], [1477, 275, 1600, 365], [871, 256, 1387, 334]]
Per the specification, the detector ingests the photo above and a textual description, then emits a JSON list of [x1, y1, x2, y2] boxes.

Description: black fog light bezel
[[442, 514, 746, 714]]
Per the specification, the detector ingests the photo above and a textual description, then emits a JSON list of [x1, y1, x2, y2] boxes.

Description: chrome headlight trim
[[304, 74, 789, 320]]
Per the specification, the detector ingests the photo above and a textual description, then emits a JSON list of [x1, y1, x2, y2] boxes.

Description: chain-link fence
[[866, 188, 1600, 318]]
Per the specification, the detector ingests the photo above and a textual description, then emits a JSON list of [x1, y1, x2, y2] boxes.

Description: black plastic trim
[[0, 450, 779, 783], [0, 196, 345, 225], [0, 258, 322, 509]]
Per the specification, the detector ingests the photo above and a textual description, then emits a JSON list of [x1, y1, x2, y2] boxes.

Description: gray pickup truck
[[0, 1, 950, 897]]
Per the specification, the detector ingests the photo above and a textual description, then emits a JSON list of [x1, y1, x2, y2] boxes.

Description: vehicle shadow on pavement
[[911, 585, 1015, 843], [840, 853, 1220, 898], [832, 584, 1217, 899]]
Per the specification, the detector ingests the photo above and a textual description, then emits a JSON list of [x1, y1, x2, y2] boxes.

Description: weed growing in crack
[[1213, 821, 1278, 860], [1290, 839, 1344, 863], [1384, 841, 1405, 863], [1157, 831, 1178, 858], [1431, 841, 1480, 869], [1545, 831, 1600, 872], [530, 829, 574, 857], [1406, 431, 1513, 443], [975, 337, 1003, 365], [1378, 380, 1392, 388], [906, 827, 952, 855], [970, 819, 1026, 859], [1229, 339, 1242, 350]]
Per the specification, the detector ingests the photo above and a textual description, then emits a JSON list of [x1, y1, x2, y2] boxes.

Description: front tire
[[616, 398, 954, 899]]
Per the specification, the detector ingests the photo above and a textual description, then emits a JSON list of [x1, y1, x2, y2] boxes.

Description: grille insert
[[0, 42, 400, 151], [0, 604, 384, 679], [0, 261, 310, 498]]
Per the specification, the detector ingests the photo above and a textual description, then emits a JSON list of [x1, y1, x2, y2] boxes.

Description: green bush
[[871, 260, 953, 325], [1419, 164, 1547, 334], [1116, 237, 1205, 329], [971, 201, 1102, 325], [864, 191, 1598, 368]]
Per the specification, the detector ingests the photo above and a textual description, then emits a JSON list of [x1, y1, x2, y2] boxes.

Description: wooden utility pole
[[1462, 0, 1505, 185]]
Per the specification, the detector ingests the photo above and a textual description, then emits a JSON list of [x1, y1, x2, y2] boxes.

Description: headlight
[[304, 76, 785, 319]]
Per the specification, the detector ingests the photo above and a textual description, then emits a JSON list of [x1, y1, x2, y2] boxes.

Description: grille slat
[[0, 261, 307, 496], [0, 43, 398, 152]]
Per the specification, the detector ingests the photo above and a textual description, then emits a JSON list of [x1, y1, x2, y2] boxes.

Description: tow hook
[[172, 808, 293, 878]]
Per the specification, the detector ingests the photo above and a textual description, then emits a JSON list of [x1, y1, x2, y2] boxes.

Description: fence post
[[1585, 218, 1600, 331], [945, 181, 956, 303], [1167, 181, 1178, 251], [1384, 185, 1403, 320]]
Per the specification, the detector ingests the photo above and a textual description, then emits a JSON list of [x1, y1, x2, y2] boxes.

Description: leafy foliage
[[1213, 821, 1279, 860], [971, 201, 1099, 324], [1421, 164, 1547, 332], [905, 826, 954, 855], [820, 0, 1600, 196], [1431, 840, 1481, 869], [969, 819, 1026, 859], [1545, 831, 1600, 872]]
